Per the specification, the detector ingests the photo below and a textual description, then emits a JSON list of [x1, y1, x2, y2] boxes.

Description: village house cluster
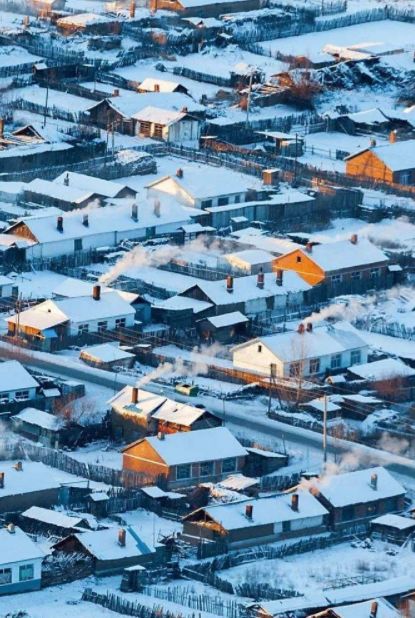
[[0, 0, 414, 616]]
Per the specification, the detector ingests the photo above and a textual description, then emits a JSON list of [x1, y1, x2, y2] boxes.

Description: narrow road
[[1, 342, 414, 486]]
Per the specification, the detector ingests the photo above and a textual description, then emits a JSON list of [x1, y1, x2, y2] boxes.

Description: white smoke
[[304, 295, 376, 325]]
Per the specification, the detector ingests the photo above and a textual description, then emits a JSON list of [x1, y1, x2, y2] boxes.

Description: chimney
[[153, 199, 161, 218], [306, 322, 313, 332], [305, 242, 313, 253], [154, 83, 160, 92], [0, 472, 4, 488], [276, 269, 283, 287], [370, 138, 377, 148], [389, 130, 397, 144], [297, 323, 305, 334], [350, 233, 358, 245], [64, 172, 69, 186], [245, 504, 253, 519], [257, 268, 264, 289], [0, 118, 4, 139], [131, 386, 138, 404], [226, 275, 234, 294], [113, 88, 119, 97], [132, 203, 138, 222], [57, 216, 63, 233], [92, 284, 101, 301], [23, 14, 30, 27], [129, 0, 136, 17], [176, 168, 183, 178], [181, 106, 188, 114], [370, 472, 378, 490], [83, 214, 89, 227], [7, 523, 15, 534], [13, 461, 23, 472], [370, 601, 378, 618], [118, 528, 126, 547], [157, 431, 165, 440], [291, 493, 299, 511]]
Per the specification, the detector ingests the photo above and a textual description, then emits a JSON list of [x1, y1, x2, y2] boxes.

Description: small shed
[[80, 343, 135, 370], [245, 447, 288, 476], [370, 514, 415, 544], [20, 506, 90, 536], [197, 311, 249, 343]]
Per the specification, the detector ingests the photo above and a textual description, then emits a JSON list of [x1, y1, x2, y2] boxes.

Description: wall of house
[[153, 0, 260, 17], [167, 455, 246, 488], [330, 495, 406, 528], [273, 250, 325, 286], [167, 119, 200, 144], [346, 151, 394, 183], [0, 488, 60, 514], [0, 386, 37, 402], [0, 557, 42, 596], [67, 312, 135, 336]]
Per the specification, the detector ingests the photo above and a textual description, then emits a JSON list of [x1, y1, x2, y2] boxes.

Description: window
[[153, 123, 163, 139], [176, 464, 191, 480], [257, 344, 262, 353], [19, 564, 34, 582], [282, 520, 291, 533], [0, 568, 11, 585], [200, 461, 214, 477], [342, 505, 355, 522], [218, 197, 229, 206], [331, 354, 342, 369], [78, 323, 89, 335], [201, 200, 212, 208], [74, 238, 83, 252], [331, 274, 342, 284], [370, 268, 379, 279], [234, 195, 240, 204], [140, 121, 151, 137], [296, 256, 302, 263], [15, 390, 29, 400], [351, 271, 361, 281], [289, 362, 301, 378], [309, 358, 320, 374], [97, 321, 108, 333], [222, 458, 236, 473], [115, 318, 126, 329], [351, 350, 361, 365], [400, 172, 410, 185]]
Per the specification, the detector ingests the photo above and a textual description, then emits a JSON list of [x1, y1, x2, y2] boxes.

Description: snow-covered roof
[[88, 92, 204, 119], [178, 0, 251, 7], [182, 271, 311, 307], [312, 466, 405, 508], [13, 407, 64, 431], [7, 200, 192, 244], [7, 292, 134, 330], [325, 576, 415, 606], [21, 506, 85, 529], [326, 598, 400, 618], [0, 360, 39, 392], [233, 322, 367, 363], [134, 106, 187, 126], [57, 12, 116, 26], [52, 277, 138, 304], [151, 400, 208, 427], [217, 474, 258, 491], [372, 514, 415, 531], [188, 491, 328, 530], [108, 386, 166, 420], [25, 178, 96, 204], [0, 526, 44, 564], [348, 358, 415, 381], [140, 486, 185, 500], [73, 525, 158, 560], [0, 275, 13, 286], [153, 295, 213, 314], [207, 311, 249, 328], [80, 343, 135, 364], [346, 108, 390, 125], [53, 172, 135, 199], [295, 238, 388, 272], [303, 397, 342, 414], [346, 140, 415, 172], [139, 77, 186, 93], [128, 427, 247, 465], [223, 249, 274, 267]]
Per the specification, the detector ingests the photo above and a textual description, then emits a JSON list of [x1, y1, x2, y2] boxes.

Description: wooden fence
[[82, 589, 187, 618], [142, 585, 241, 618]]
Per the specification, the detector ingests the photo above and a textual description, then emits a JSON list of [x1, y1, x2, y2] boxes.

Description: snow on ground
[[69, 441, 122, 469]]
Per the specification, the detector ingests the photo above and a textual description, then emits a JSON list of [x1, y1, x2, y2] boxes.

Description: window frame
[[222, 457, 236, 473], [0, 568, 12, 585], [309, 357, 321, 374], [19, 563, 34, 582], [176, 463, 191, 480], [200, 460, 214, 477], [331, 353, 342, 369]]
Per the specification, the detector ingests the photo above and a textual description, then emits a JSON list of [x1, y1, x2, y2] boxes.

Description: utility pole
[[245, 69, 254, 129], [322, 394, 328, 465], [43, 80, 49, 128], [15, 294, 21, 340]]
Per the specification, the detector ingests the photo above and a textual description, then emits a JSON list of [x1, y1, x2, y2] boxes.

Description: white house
[[232, 321, 369, 378], [0, 360, 39, 403], [7, 286, 135, 349], [146, 164, 266, 209], [53, 172, 137, 200], [5, 201, 195, 260], [218, 249, 275, 275], [135, 107, 200, 144], [0, 525, 44, 595]]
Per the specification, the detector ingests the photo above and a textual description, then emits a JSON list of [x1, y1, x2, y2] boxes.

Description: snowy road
[[1, 341, 414, 487]]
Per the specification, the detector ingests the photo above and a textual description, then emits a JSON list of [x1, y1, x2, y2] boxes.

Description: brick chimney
[[226, 275, 234, 293], [305, 242, 313, 253], [92, 285, 101, 301], [389, 130, 397, 144], [83, 214, 89, 227], [13, 461, 23, 471], [297, 323, 305, 334], [64, 172, 69, 186], [129, 0, 136, 17], [57, 216, 63, 233], [157, 431, 165, 440], [245, 504, 253, 519], [113, 88, 119, 97], [291, 493, 299, 511], [118, 528, 126, 547], [370, 601, 378, 618], [276, 269, 283, 287], [350, 233, 358, 244], [0, 118, 4, 139], [131, 386, 138, 404], [370, 472, 378, 490], [176, 168, 183, 178], [257, 268, 264, 289], [370, 138, 377, 148], [7, 523, 15, 534]]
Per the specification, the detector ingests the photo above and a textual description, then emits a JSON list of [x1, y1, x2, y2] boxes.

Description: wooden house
[[370, 514, 415, 545], [272, 236, 391, 297], [80, 343, 135, 371], [310, 467, 406, 529], [11, 407, 82, 449], [56, 13, 122, 35], [307, 598, 401, 618], [196, 311, 249, 344], [20, 506, 90, 537], [182, 492, 328, 549], [122, 427, 247, 488], [345, 139, 415, 186], [22, 178, 102, 212], [150, 0, 260, 18], [52, 526, 165, 575]]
